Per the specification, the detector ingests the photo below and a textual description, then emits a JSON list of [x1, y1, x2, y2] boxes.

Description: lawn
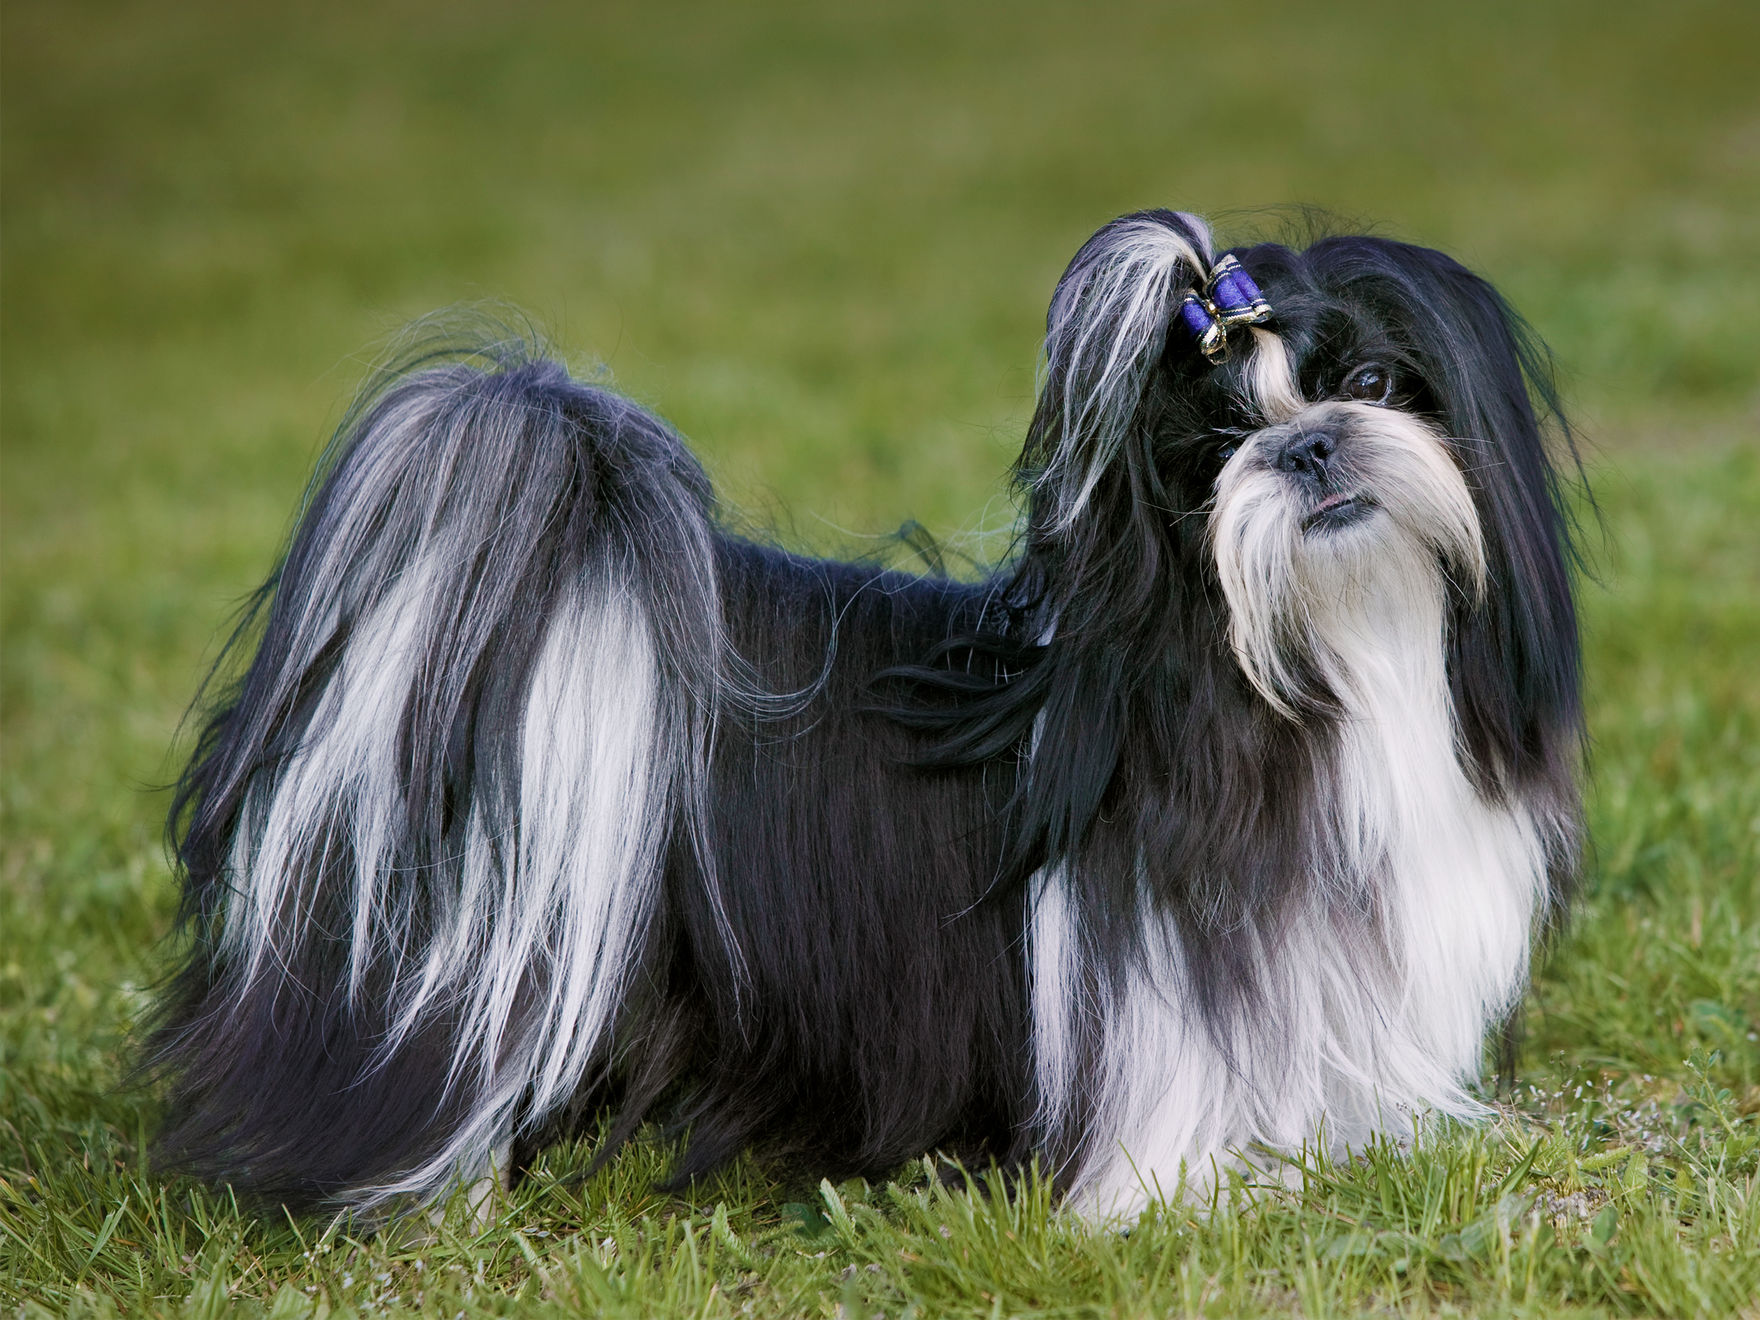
[[3, 0, 1757, 1314]]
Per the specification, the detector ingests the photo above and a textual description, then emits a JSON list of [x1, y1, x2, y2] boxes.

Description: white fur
[[1240, 327, 1304, 425], [1030, 340, 1545, 1220], [1210, 401, 1485, 716], [1040, 216, 1214, 530], [223, 567, 667, 1208]]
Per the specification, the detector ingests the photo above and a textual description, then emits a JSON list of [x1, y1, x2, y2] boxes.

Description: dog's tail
[[149, 326, 723, 1213]]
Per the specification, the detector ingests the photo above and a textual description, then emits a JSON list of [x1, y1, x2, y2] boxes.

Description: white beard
[[1028, 341, 1548, 1221]]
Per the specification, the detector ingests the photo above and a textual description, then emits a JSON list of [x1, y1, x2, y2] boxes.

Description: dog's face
[[1173, 265, 1491, 712], [1019, 211, 1581, 795]]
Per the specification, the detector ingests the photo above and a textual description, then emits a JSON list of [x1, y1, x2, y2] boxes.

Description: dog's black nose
[[1274, 429, 1337, 483]]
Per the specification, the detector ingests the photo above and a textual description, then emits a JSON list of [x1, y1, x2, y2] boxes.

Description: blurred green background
[[5, 0, 1756, 843], [2, 0, 1757, 1312]]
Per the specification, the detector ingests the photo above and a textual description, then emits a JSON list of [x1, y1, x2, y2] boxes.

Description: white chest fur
[[1029, 545, 1546, 1220]]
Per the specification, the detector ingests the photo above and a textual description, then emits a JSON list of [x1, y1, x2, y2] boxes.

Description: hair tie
[[1177, 255, 1273, 364]]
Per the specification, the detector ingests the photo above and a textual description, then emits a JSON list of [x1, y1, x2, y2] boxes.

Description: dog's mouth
[[1301, 492, 1379, 533]]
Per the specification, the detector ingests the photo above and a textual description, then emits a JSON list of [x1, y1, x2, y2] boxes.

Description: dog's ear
[[1310, 237, 1585, 814], [1021, 210, 1215, 533], [1429, 259, 1584, 816]]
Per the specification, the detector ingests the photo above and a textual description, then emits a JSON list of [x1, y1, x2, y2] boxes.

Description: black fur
[[146, 211, 1585, 1214]]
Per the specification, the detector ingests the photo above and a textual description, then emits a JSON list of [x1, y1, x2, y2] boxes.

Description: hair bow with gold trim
[[1176, 255, 1274, 364]]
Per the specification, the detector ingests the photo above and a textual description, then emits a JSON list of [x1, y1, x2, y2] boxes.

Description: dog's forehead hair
[[1158, 241, 1391, 416], [1177, 245, 1429, 430], [1233, 252, 1371, 365]]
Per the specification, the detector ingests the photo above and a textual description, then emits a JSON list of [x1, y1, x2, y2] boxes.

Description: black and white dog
[[150, 209, 1583, 1220]]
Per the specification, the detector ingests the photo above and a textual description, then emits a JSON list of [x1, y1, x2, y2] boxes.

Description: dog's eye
[[1341, 363, 1394, 404], [1217, 443, 1238, 463]]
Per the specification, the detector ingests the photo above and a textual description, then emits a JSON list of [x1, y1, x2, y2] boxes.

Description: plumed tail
[[149, 331, 723, 1212]]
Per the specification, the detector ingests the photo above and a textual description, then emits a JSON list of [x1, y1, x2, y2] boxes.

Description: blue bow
[[1176, 255, 1273, 364]]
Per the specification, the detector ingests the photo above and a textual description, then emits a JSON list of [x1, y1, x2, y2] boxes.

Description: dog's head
[[1017, 209, 1582, 802]]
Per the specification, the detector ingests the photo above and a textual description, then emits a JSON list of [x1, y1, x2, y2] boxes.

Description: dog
[[148, 209, 1583, 1220]]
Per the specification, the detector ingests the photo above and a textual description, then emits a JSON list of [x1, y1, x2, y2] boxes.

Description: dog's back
[[150, 339, 1034, 1212]]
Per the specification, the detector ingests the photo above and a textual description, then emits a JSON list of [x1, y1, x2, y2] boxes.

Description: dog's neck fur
[[1029, 518, 1545, 1220]]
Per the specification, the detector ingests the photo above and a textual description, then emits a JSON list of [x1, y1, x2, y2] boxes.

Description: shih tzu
[[149, 208, 1582, 1220]]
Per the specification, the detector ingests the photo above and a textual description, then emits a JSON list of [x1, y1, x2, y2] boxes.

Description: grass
[[3, 0, 1757, 1314]]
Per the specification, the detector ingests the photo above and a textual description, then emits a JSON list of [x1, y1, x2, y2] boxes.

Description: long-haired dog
[[149, 209, 1583, 1220]]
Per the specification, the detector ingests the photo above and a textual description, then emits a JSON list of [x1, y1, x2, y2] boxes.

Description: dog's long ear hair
[[1300, 237, 1586, 887], [894, 210, 1227, 882]]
